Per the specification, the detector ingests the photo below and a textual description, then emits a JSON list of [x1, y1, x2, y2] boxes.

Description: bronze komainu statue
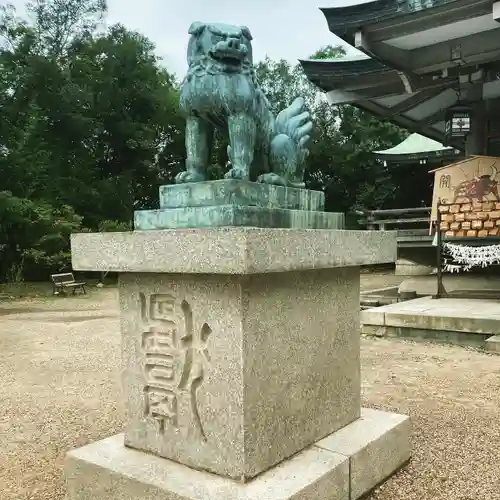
[[176, 22, 313, 188]]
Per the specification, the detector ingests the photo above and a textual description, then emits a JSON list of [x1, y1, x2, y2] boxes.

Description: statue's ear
[[188, 21, 206, 36], [241, 26, 253, 41]]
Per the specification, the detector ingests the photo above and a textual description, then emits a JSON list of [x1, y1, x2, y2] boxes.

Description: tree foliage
[[256, 45, 413, 213], [0, 0, 183, 280], [0, 4, 424, 282]]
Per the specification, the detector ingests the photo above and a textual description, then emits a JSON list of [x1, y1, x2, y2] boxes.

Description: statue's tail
[[274, 97, 313, 161], [261, 97, 313, 187]]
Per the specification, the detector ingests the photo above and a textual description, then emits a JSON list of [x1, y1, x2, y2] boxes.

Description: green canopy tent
[[369, 133, 463, 208], [374, 133, 462, 165]]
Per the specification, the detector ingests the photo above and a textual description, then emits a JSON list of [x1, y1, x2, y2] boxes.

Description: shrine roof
[[321, 0, 465, 46], [300, 57, 463, 146], [301, 0, 500, 147], [316, 0, 500, 76], [300, 55, 392, 90]]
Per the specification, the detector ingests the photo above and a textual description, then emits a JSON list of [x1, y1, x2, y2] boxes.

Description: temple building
[[301, 0, 500, 158]]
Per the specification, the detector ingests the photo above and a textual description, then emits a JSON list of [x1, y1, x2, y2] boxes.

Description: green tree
[[27, 0, 107, 57], [0, 0, 185, 281], [52, 24, 183, 225], [308, 46, 409, 212]]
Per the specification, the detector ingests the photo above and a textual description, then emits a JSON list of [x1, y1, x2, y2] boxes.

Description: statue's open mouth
[[210, 52, 243, 65], [209, 39, 247, 65]]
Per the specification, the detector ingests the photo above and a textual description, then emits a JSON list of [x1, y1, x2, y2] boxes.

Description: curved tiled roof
[[321, 0, 461, 44], [301, 0, 483, 150], [320, 0, 398, 42], [299, 57, 395, 90]]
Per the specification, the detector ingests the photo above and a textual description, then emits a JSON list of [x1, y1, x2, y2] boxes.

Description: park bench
[[50, 273, 86, 295]]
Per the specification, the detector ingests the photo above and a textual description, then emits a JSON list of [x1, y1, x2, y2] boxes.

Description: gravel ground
[[1, 283, 500, 500]]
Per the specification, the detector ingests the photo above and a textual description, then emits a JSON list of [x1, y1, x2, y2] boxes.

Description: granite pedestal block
[[70, 228, 396, 274], [66, 227, 410, 499], [120, 266, 360, 480]]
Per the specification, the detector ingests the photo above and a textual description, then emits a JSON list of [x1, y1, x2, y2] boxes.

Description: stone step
[[361, 297, 500, 335], [360, 298, 380, 308], [485, 335, 500, 353], [361, 296, 500, 349]]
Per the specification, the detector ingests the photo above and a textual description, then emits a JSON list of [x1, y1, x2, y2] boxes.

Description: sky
[[8, 0, 370, 78]]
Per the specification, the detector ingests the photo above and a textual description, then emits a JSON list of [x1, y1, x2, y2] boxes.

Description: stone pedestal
[[121, 267, 360, 480], [65, 180, 409, 500], [66, 408, 409, 500], [65, 225, 411, 500]]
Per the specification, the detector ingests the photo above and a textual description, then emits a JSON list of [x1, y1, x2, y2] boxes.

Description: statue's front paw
[[288, 181, 306, 189], [257, 172, 288, 187], [224, 166, 249, 181], [175, 170, 206, 184]]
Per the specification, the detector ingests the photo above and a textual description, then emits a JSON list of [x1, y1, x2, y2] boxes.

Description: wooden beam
[[410, 28, 500, 74], [420, 108, 447, 126], [388, 89, 446, 116], [354, 29, 410, 72], [357, 99, 463, 150]]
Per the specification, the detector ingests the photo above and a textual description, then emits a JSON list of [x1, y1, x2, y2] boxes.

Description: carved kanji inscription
[[139, 292, 211, 439]]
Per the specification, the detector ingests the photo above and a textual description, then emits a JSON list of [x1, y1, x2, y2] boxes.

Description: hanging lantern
[[445, 105, 471, 139]]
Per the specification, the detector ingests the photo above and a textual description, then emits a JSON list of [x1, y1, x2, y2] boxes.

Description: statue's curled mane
[[183, 55, 257, 84]]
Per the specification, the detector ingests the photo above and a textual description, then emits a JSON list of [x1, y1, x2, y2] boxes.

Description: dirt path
[[1, 282, 499, 500]]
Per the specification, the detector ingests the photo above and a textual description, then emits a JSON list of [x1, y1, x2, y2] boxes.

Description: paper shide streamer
[[442, 242, 500, 272]]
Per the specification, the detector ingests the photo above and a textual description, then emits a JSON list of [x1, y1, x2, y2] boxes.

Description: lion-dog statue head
[[179, 22, 264, 123]]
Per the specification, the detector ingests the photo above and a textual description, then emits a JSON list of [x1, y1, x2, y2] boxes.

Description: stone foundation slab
[[65, 409, 410, 500]]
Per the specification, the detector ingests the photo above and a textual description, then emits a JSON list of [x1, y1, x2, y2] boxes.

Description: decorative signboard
[[430, 156, 500, 238]]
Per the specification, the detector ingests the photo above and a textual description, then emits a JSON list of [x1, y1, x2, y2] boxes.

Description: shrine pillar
[[466, 100, 487, 157]]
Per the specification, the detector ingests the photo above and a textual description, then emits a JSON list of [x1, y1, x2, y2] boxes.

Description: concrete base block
[[361, 325, 387, 337], [362, 324, 491, 349], [485, 335, 500, 354], [65, 409, 410, 500], [395, 259, 435, 276], [395, 247, 436, 277], [317, 408, 410, 500]]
